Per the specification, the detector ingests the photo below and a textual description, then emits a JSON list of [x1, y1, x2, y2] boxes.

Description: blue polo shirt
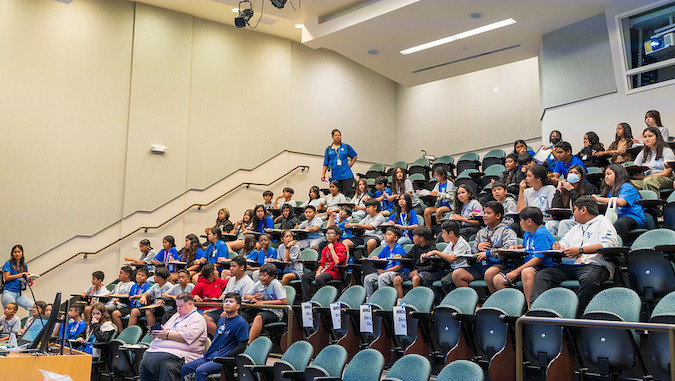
[[153, 247, 179, 263], [244, 249, 265, 266], [386, 211, 420, 239], [553, 156, 587, 177], [2, 261, 26, 293], [609, 183, 645, 228], [523, 225, 556, 267], [254, 217, 274, 233], [375, 188, 394, 212], [204, 315, 249, 360], [205, 240, 229, 264], [58, 321, 87, 340], [194, 248, 206, 261], [377, 243, 406, 270], [129, 282, 152, 308], [323, 143, 357, 181]]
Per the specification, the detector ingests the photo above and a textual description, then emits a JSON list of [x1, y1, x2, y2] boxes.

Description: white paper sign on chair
[[330, 302, 341, 330], [301, 302, 314, 328], [360, 305, 373, 333]]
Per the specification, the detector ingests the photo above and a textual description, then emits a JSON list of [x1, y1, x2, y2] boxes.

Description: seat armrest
[[597, 246, 631, 256], [409, 311, 432, 320], [451, 312, 475, 323], [280, 370, 306, 381], [500, 315, 519, 325], [314, 377, 342, 381], [213, 356, 236, 366], [246, 364, 274, 374], [344, 308, 360, 317], [372, 309, 393, 318]]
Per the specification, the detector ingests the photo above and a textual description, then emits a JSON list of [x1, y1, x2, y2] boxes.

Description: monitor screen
[[30, 292, 61, 351], [21, 318, 48, 342]]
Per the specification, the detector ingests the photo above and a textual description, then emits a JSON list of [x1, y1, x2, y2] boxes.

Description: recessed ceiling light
[[294, 24, 303, 29], [400, 18, 517, 55], [470, 12, 483, 19], [367, 49, 380, 55], [231, 8, 239, 13]]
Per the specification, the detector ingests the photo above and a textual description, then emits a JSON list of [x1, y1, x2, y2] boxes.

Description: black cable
[[248, 0, 264, 29], [23, 274, 45, 333]]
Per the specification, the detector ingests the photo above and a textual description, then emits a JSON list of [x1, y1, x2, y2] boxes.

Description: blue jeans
[[2, 290, 34, 311], [181, 358, 222, 381]]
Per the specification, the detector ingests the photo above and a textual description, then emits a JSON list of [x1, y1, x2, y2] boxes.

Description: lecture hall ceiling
[[129, 0, 613, 86]]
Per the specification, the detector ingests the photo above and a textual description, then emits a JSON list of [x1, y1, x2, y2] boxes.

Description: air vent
[[412, 44, 521, 73]]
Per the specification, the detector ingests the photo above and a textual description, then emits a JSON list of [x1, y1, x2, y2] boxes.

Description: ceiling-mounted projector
[[270, 0, 288, 8], [645, 32, 674, 55]]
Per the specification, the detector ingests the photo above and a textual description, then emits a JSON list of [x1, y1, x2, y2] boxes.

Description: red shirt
[[319, 242, 348, 279], [191, 276, 227, 300]]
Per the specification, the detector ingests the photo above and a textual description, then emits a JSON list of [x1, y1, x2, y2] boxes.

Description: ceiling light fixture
[[400, 18, 517, 55], [270, 0, 288, 8], [294, 24, 303, 29], [231, 8, 239, 13], [234, 0, 254, 28]]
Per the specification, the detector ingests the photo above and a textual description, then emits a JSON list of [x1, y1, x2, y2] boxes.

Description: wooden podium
[[0, 347, 92, 381]]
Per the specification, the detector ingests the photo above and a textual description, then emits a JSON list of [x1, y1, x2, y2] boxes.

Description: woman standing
[[322, 129, 358, 198], [2, 245, 35, 311]]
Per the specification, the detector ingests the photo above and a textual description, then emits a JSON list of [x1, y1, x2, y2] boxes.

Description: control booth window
[[619, 2, 675, 91]]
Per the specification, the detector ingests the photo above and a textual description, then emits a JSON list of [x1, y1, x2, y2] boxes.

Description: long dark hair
[[585, 132, 604, 151], [394, 193, 413, 224], [241, 234, 257, 256], [252, 205, 268, 232], [609, 123, 634, 150], [641, 126, 668, 162], [601, 164, 638, 197], [561, 165, 588, 207], [163, 235, 176, 248], [9, 244, 26, 273], [453, 184, 477, 213], [391, 166, 408, 195], [646, 110, 663, 127], [513, 139, 528, 154], [181, 234, 202, 264], [308, 186, 320, 202]]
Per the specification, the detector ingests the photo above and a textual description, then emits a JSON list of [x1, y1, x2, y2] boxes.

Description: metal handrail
[[36, 165, 309, 277], [515, 315, 675, 381]]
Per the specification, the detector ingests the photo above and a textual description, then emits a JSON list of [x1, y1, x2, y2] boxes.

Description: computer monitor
[[30, 292, 61, 352]]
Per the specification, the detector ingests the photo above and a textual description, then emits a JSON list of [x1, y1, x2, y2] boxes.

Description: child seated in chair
[[373, 176, 394, 217], [363, 226, 406, 298], [295, 205, 326, 251], [300, 226, 348, 301], [242, 263, 287, 344], [423, 166, 456, 228], [129, 267, 175, 328], [82, 271, 108, 321], [0, 303, 20, 340], [393, 226, 437, 298], [273, 187, 297, 209], [55, 304, 86, 340], [341, 199, 385, 257], [112, 268, 151, 332], [104, 266, 134, 314]]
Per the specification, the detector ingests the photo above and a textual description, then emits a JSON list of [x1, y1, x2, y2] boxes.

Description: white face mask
[[566, 173, 581, 184]]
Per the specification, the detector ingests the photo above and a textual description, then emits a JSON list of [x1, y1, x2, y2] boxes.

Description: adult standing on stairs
[[322, 129, 358, 198]]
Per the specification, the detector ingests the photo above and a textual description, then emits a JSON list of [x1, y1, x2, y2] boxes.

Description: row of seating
[[278, 282, 675, 380]]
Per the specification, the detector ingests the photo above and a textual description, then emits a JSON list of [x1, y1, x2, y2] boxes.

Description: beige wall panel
[[0, 0, 133, 258], [396, 58, 541, 162], [289, 44, 397, 165], [123, 4, 193, 215]]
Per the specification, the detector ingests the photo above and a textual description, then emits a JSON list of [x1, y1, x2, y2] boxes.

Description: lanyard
[[89, 285, 103, 296], [172, 309, 198, 328]]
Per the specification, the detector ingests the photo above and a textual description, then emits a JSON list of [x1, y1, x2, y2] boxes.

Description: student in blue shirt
[[56, 304, 87, 340], [321, 129, 358, 198], [593, 164, 646, 245], [494, 207, 555, 306], [181, 292, 249, 381], [373, 176, 394, 216], [423, 166, 456, 228], [382, 193, 419, 245], [111, 268, 151, 332], [2, 245, 34, 312], [240, 234, 264, 271], [199, 228, 230, 282], [256, 234, 277, 265], [252, 205, 274, 234], [363, 227, 407, 298], [552, 141, 587, 183], [151, 235, 179, 265]]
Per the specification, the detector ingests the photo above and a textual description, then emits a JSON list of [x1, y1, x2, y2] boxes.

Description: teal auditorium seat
[[383, 354, 431, 381], [436, 360, 485, 381]]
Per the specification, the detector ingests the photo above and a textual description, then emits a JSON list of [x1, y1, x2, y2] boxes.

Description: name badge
[[337, 158, 342, 166]]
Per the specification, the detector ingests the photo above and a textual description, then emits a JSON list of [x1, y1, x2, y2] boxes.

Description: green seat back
[[140, 332, 153, 344], [368, 163, 386, 173], [408, 173, 426, 182], [439, 287, 478, 315], [386, 354, 431, 381], [484, 149, 506, 159], [280, 341, 313, 371], [116, 325, 143, 344], [342, 349, 384, 381], [390, 161, 408, 171], [410, 158, 430, 167], [482, 288, 525, 317], [434, 155, 455, 165], [368, 245, 384, 259], [458, 152, 480, 162], [284, 285, 296, 305], [456, 169, 478, 179], [312, 345, 347, 378], [651, 291, 675, 318], [402, 243, 414, 253], [300, 248, 319, 261], [436, 360, 484, 381], [436, 242, 448, 252], [632, 228, 675, 250], [587, 166, 603, 175], [529, 287, 578, 319], [338, 286, 366, 309], [245, 336, 273, 365], [106, 283, 117, 292], [484, 164, 506, 175], [311, 286, 338, 307], [400, 286, 434, 313], [638, 189, 658, 200], [667, 192, 675, 203], [584, 288, 641, 322], [368, 287, 398, 311]]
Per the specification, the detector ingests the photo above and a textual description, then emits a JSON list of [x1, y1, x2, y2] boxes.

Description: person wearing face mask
[[545, 165, 596, 236]]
